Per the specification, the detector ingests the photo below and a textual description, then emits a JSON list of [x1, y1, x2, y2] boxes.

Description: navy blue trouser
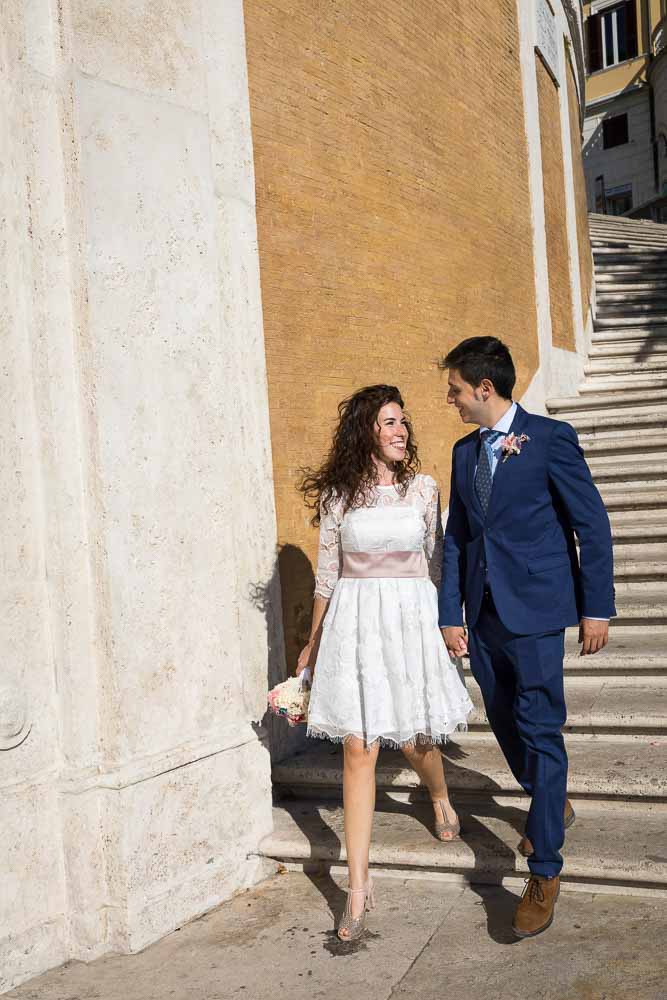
[[468, 593, 568, 878]]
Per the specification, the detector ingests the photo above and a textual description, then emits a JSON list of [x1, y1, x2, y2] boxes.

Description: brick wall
[[244, 1, 538, 667], [567, 57, 593, 323], [536, 55, 576, 352]]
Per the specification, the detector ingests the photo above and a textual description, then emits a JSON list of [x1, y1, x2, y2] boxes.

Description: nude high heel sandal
[[432, 798, 461, 842], [337, 880, 376, 941]]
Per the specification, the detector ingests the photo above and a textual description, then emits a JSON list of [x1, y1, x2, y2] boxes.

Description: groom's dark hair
[[442, 337, 516, 400]]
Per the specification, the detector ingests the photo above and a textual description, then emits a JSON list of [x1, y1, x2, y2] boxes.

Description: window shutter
[[588, 12, 603, 72], [626, 0, 638, 59]]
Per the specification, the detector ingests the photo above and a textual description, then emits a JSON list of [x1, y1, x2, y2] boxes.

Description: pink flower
[[500, 432, 530, 463]]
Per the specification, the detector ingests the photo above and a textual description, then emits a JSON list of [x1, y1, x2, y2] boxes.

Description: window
[[606, 183, 633, 215], [602, 113, 629, 148], [587, 1, 638, 71], [595, 175, 606, 213]]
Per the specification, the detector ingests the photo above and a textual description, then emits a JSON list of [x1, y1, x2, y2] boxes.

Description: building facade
[[582, 0, 667, 218], [244, 0, 594, 673], [2, 1, 591, 992]]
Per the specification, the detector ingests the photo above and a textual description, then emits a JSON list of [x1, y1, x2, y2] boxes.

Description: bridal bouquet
[[267, 669, 311, 727]]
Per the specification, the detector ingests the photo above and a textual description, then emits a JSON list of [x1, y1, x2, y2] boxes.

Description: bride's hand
[[296, 640, 317, 675], [441, 626, 468, 657]]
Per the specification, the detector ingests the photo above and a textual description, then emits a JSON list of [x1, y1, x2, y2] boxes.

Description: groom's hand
[[578, 618, 609, 656], [442, 626, 468, 657]]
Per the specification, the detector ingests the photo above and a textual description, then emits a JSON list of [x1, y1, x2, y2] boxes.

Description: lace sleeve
[[314, 497, 343, 599], [424, 480, 444, 588]]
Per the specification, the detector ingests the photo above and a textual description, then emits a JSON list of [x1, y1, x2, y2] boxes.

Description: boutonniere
[[500, 433, 530, 463]]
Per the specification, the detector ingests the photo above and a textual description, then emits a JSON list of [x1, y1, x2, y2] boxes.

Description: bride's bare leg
[[342, 737, 380, 919], [401, 743, 459, 838]]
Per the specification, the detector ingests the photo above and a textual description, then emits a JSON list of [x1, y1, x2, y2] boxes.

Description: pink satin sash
[[341, 550, 427, 579]]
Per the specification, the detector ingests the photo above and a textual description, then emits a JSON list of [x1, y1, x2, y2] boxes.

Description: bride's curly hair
[[299, 384, 420, 525]]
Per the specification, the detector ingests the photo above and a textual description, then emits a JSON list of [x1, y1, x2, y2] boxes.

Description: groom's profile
[[439, 336, 615, 938]]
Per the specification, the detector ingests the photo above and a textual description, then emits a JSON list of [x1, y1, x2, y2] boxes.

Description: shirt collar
[[480, 401, 517, 438]]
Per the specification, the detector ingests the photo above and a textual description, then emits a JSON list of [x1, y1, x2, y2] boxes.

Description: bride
[[297, 384, 473, 941]]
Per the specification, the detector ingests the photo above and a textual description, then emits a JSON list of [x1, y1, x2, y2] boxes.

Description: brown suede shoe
[[512, 875, 560, 938], [518, 799, 576, 858]]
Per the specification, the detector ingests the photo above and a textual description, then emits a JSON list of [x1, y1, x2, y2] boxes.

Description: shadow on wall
[[249, 543, 315, 763]]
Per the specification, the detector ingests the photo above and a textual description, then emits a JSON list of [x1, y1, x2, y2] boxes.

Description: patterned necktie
[[475, 430, 504, 515]]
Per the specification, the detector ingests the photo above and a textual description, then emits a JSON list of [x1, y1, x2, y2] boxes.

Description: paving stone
[[6, 873, 667, 1000]]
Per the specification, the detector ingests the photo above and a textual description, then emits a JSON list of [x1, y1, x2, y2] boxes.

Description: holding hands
[[441, 626, 468, 658], [442, 620, 609, 658]]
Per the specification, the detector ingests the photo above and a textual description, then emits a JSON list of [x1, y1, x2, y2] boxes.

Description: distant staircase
[[256, 212, 667, 897]]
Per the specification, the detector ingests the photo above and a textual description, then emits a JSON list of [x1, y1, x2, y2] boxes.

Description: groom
[[439, 336, 615, 938]]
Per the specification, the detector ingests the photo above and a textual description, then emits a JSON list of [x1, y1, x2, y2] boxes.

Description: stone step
[[594, 278, 667, 291], [597, 288, 667, 300], [610, 584, 667, 624], [609, 507, 667, 529], [462, 625, 667, 675], [595, 625, 667, 672], [464, 674, 667, 734], [579, 375, 667, 395], [592, 241, 667, 253], [592, 314, 667, 330], [593, 256, 667, 277], [584, 356, 667, 376], [580, 429, 666, 455], [548, 386, 667, 413], [555, 403, 667, 430], [260, 799, 667, 890], [459, 625, 667, 675], [591, 325, 667, 342], [272, 734, 667, 801], [594, 253, 667, 264], [593, 242, 667, 253], [591, 224, 667, 236], [590, 209, 667, 225], [598, 483, 667, 513], [586, 454, 667, 480], [613, 552, 667, 581], [612, 519, 667, 540], [590, 232, 667, 244], [590, 212, 667, 228], [589, 340, 667, 359], [594, 264, 667, 277], [600, 475, 667, 491], [597, 302, 667, 317], [596, 305, 667, 321]]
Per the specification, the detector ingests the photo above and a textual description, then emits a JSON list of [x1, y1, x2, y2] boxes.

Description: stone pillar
[[1, 1, 279, 990]]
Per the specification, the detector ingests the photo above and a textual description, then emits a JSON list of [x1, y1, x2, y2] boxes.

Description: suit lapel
[[485, 403, 529, 523]]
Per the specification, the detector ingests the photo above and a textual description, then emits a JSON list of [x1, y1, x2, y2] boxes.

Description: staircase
[[257, 212, 667, 896]]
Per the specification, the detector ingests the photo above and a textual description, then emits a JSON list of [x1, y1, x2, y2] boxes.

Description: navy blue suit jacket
[[438, 404, 616, 635]]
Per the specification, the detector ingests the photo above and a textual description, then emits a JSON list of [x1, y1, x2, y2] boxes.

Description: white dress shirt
[[478, 401, 517, 477]]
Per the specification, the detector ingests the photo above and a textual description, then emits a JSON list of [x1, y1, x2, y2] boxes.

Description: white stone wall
[[583, 88, 655, 211], [516, 0, 593, 409], [0, 0, 279, 992]]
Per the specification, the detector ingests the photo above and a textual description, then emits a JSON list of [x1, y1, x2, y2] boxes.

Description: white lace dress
[[307, 474, 473, 748]]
